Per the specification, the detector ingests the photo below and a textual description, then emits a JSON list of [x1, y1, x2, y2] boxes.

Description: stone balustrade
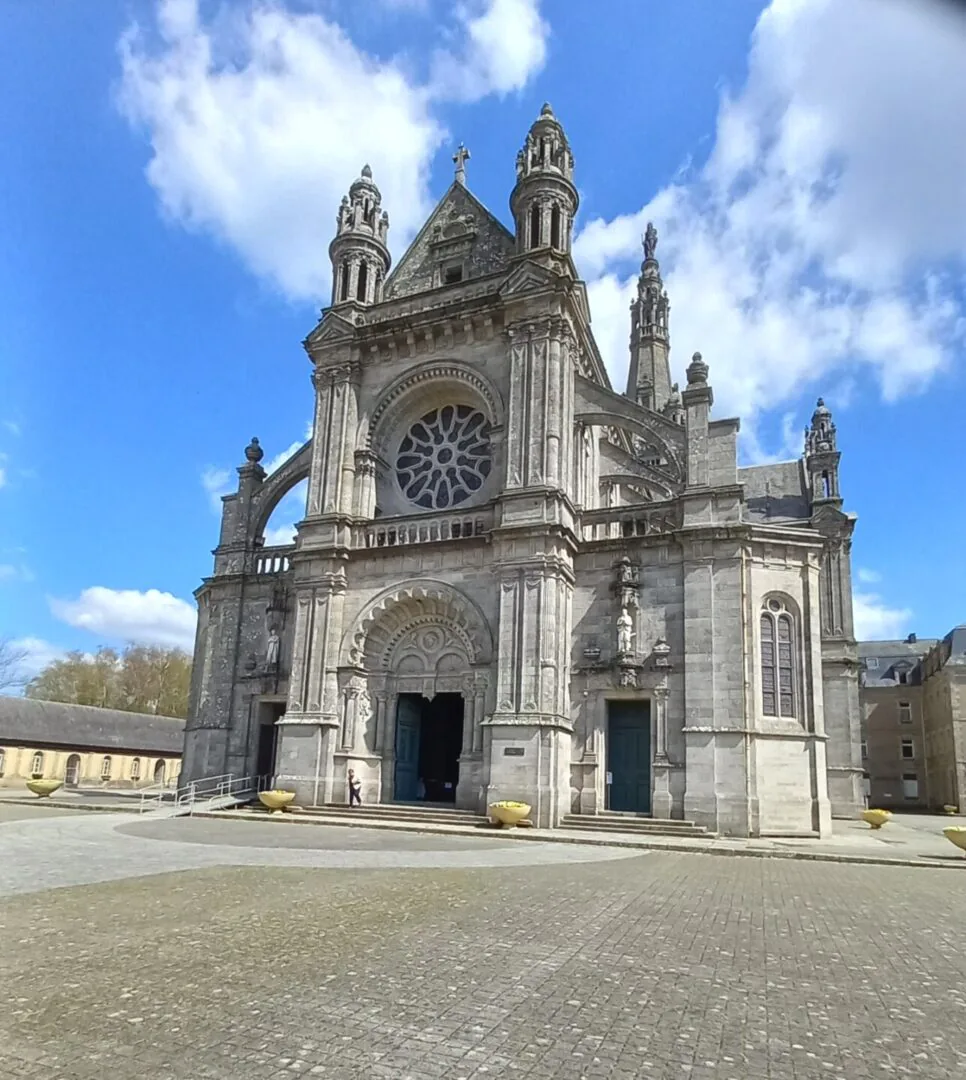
[[254, 546, 295, 574], [579, 504, 682, 543], [360, 508, 492, 549]]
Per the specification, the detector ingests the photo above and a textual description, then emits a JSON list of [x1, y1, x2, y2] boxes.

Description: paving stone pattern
[[2, 815, 965, 1079]]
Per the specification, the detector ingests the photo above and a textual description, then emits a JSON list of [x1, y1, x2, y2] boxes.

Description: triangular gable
[[384, 183, 515, 301], [498, 258, 557, 298], [303, 309, 355, 351]]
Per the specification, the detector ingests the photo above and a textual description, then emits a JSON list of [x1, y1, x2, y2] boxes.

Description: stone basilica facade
[[183, 105, 864, 836]]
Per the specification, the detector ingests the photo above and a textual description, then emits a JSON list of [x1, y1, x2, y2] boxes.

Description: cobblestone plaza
[[2, 807, 965, 1079]]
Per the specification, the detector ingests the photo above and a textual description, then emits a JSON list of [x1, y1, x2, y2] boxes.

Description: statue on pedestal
[[617, 607, 635, 657], [265, 626, 280, 670]]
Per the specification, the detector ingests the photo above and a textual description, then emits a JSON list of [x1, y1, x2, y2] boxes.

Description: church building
[[182, 104, 864, 836]]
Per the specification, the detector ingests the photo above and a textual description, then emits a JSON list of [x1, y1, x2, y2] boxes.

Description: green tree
[[25, 644, 192, 718]]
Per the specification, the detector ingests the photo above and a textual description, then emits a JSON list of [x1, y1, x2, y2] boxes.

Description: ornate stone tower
[[329, 165, 391, 307], [626, 223, 672, 413], [804, 398, 842, 506], [804, 398, 863, 819], [509, 103, 578, 258]]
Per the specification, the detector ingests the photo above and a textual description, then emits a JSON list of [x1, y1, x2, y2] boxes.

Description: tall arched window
[[30, 751, 44, 777], [550, 205, 561, 249], [760, 597, 799, 719], [529, 203, 541, 249], [130, 757, 141, 781], [100, 755, 112, 781], [356, 261, 368, 301], [339, 259, 349, 301], [0, 748, 5, 776]]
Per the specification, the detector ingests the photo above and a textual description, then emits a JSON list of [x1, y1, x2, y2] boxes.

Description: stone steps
[[298, 804, 490, 828], [562, 813, 711, 838]]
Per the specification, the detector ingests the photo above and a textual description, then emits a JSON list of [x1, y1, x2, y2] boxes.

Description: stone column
[[308, 364, 359, 520], [341, 684, 358, 751], [275, 567, 347, 806], [651, 686, 673, 821]]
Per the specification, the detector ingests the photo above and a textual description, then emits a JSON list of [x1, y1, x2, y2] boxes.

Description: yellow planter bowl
[[942, 826, 966, 854], [943, 805, 959, 815], [26, 779, 63, 798], [258, 789, 296, 814], [862, 808, 892, 829], [489, 801, 532, 828]]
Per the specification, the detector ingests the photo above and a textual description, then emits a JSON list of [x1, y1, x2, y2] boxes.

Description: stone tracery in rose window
[[395, 405, 492, 510]]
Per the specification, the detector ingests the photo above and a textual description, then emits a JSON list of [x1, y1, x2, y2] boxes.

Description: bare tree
[[0, 637, 28, 693]]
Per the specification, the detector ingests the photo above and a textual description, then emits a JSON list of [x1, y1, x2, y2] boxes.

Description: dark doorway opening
[[607, 700, 651, 813], [256, 701, 285, 780], [394, 692, 464, 802]]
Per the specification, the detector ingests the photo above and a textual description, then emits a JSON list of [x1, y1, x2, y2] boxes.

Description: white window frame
[[130, 757, 141, 781], [898, 701, 912, 725], [100, 755, 112, 780], [30, 751, 44, 777], [900, 737, 915, 760]]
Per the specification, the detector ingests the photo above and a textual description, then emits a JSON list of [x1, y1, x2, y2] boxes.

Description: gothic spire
[[626, 222, 672, 411]]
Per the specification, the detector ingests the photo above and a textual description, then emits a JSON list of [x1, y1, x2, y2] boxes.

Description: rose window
[[396, 405, 492, 509]]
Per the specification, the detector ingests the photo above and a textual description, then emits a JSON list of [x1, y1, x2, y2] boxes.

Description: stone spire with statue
[[626, 221, 672, 412]]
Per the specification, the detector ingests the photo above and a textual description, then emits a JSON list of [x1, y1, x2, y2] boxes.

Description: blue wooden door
[[607, 701, 651, 813], [394, 695, 422, 801]]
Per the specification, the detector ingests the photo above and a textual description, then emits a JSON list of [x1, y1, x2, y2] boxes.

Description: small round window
[[396, 405, 492, 510]]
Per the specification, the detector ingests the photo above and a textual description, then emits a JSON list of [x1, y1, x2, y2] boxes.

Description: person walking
[[347, 768, 362, 807]]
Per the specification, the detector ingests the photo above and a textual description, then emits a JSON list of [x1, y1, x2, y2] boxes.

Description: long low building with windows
[[0, 695, 184, 790]]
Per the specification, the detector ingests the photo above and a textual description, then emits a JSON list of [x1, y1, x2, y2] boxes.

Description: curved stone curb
[[195, 810, 966, 871]]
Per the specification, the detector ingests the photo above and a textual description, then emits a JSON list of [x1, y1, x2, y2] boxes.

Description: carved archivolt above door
[[342, 580, 493, 671]]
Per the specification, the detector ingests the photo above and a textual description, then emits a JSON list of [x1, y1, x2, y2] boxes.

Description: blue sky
[[1, 0, 965, 678]]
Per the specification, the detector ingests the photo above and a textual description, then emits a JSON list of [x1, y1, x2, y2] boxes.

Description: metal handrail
[[139, 772, 273, 816]]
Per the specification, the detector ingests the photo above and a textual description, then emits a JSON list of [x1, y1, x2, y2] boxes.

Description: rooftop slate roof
[[0, 696, 185, 754], [857, 638, 937, 688], [739, 460, 810, 523]]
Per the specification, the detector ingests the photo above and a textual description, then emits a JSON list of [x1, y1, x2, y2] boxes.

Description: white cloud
[[50, 587, 197, 651], [117, 0, 547, 302], [574, 0, 966, 444], [9, 637, 67, 681], [3, 420, 20, 437], [432, 0, 549, 101], [262, 477, 308, 546], [201, 465, 232, 513], [853, 588, 913, 642], [0, 562, 34, 584], [856, 567, 882, 585]]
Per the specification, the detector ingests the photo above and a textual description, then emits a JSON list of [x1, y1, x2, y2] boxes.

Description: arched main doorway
[[65, 754, 81, 787], [343, 581, 493, 810], [153, 759, 166, 784], [394, 692, 464, 803]]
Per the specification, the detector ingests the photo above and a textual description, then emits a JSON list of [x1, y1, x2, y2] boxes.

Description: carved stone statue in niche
[[265, 626, 280, 670], [614, 556, 640, 611], [617, 607, 635, 657]]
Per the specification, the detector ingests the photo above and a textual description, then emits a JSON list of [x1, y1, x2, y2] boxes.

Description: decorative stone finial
[[540, 102, 554, 117], [686, 351, 709, 386], [244, 437, 264, 464], [361, 163, 372, 179]]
